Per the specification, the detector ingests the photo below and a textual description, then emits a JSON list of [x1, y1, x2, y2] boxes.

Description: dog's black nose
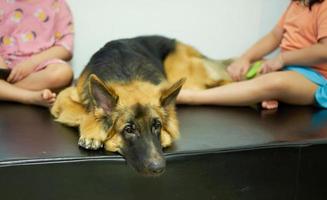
[[147, 160, 165, 174]]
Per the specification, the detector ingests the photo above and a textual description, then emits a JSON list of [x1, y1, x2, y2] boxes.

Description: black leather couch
[[1, 102, 327, 200]]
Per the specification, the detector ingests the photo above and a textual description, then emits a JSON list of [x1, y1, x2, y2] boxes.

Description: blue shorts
[[284, 66, 327, 108]]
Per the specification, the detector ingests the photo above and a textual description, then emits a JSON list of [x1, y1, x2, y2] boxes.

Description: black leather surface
[[1, 102, 327, 199]]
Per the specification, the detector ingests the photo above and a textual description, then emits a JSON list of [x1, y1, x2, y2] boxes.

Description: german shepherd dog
[[51, 35, 232, 176]]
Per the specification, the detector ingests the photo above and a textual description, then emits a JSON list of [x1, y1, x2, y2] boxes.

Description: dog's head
[[88, 74, 185, 176]]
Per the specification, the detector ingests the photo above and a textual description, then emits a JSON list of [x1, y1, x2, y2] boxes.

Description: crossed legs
[[0, 63, 73, 107]]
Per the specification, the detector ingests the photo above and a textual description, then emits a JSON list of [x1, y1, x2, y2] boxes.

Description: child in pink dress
[[0, 0, 74, 107]]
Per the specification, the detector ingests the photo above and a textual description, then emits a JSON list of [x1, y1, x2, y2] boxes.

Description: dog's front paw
[[78, 136, 104, 150]]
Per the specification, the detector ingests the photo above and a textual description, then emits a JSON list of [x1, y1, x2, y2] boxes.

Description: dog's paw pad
[[78, 137, 104, 150]]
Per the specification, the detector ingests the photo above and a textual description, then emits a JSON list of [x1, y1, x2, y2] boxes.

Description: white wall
[[67, 0, 289, 77]]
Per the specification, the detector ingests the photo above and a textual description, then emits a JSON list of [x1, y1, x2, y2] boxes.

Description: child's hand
[[260, 54, 284, 74], [7, 60, 36, 83], [227, 58, 251, 81]]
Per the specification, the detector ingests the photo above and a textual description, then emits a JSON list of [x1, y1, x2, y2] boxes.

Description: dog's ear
[[88, 74, 118, 113], [160, 78, 186, 107]]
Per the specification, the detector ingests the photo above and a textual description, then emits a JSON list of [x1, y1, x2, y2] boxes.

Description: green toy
[[246, 61, 263, 80]]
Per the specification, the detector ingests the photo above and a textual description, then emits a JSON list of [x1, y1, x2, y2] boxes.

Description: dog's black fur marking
[[83, 35, 176, 85]]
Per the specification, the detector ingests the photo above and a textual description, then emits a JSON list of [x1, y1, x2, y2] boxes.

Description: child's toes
[[261, 100, 278, 110], [261, 101, 267, 108], [42, 89, 55, 101], [49, 96, 56, 103], [42, 89, 50, 99]]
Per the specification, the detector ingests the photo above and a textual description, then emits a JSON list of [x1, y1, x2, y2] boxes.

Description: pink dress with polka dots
[[0, 0, 74, 69]]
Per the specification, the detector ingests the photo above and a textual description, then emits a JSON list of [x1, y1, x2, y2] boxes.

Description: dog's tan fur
[[51, 41, 231, 152], [164, 42, 233, 90]]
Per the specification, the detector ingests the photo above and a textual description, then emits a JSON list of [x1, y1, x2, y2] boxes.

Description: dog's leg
[[78, 112, 108, 150], [51, 87, 86, 127]]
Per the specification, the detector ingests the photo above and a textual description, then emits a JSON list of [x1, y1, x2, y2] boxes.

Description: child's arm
[[259, 38, 327, 74], [242, 27, 284, 62], [282, 38, 327, 66], [7, 46, 72, 83], [53, 0, 74, 55], [29, 45, 72, 64], [227, 26, 284, 81]]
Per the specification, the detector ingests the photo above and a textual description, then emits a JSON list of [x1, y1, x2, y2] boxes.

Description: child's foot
[[26, 89, 56, 107], [261, 100, 278, 110]]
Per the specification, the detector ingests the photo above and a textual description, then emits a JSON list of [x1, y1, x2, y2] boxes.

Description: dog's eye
[[152, 120, 162, 131], [124, 124, 136, 134]]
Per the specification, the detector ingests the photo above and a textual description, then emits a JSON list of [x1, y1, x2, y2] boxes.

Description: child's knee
[[253, 74, 288, 94], [47, 64, 74, 86]]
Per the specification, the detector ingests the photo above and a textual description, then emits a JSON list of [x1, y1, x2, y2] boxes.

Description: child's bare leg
[[252, 73, 278, 110], [177, 71, 317, 106], [0, 63, 71, 107], [0, 80, 56, 107], [14, 63, 73, 91]]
